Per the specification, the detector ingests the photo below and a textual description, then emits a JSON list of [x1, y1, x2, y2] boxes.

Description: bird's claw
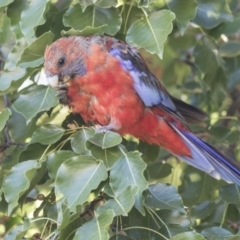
[[95, 125, 111, 134]]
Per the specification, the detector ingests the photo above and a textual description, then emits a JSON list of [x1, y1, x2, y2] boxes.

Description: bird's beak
[[46, 75, 59, 88], [45, 69, 71, 88]]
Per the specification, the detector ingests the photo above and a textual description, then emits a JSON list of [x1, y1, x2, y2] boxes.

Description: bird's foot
[[95, 124, 115, 134], [95, 120, 121, 134]]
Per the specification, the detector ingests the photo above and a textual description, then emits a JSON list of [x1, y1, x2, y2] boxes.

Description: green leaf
[[219, 184, 240, 207], [18, 143, 45, 163], [138, 0, 155, 7], [224, 56, 240, 90], [63, 4, 122, 35], [193, 36, 228, 103], [13, 85, 59, 123], [0, 67, 26, 92], [145, 183, 185, 212], [95, 0, 118, 8], [61, 25, 107, 36], [0, 0, 14, 8], [193, 0, 233, 29], [98, 186, 138, 216], [110, 151, 147, 195], [147, 161, 172, 180], [20, 0, 50, 43], [209, 126, 232, 140], [138, 142, 160, 162], [169, 232, 205, 240], [126, 10, 175, 58], [47, 150, 77, 180], [110, 151, 147, 214], [55, 197, 71, 231], [56, 198, 71, 230], [121, 207, 189, 239], [0, 14, 15, 59], [209, 126, 239, 144], [209, 15, 240, 38], [165, 0, 197, 35], [73, 210, 114, 240], [3, 40, 28, 71], [227, 237, 240, 240], [55, 156, 108, 211], [79, 0, 118, 10], [18, 32, 54, 68], [79, 0, 97, 11], [0, 108, 11, 131], [180, 164, 221, 206], [194, 36, 225, 79], [219, 42, 240, 57], [2, 160, 41, 215], [50, 8, 69, 39], [71, 128, 95, 155], [5, 219, 30, 240], [191, 201, 216, 220], [31, 124, 65, 145], [119, 208, 158, 239], [86, 143, 125, 170], [7, 0, 28, 31], [201, 227, 233, 238], [157, 209, 190, 236], [88, 132, 122, 149], [5, 0, 29, 70]]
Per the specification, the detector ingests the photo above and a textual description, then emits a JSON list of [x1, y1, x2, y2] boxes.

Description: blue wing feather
[[106, 37, 240, 185], [109, 45, 181, 119], [109, 42, 208, 125], [171, 124, 240, 185]]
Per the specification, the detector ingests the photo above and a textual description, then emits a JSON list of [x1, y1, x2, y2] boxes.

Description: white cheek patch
[[47, 75, 59, 88]]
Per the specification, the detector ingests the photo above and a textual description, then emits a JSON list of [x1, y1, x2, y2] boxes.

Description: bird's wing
[[170, 96, 208, 126], [106, 37, 200, 123]]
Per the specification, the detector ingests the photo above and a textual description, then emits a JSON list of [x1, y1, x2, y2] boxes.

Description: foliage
[[0, 0, 240, 239]]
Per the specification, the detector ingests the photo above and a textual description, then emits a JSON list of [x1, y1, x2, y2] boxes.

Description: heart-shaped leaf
[[13, 85, 59, 123], [2, 160, 41, 215], [0, 108, 11, 131], [88, 132, 122, 149], [126, 10, 175, 58], [55, 155, 108, 211], [73, 210, 114, 240]]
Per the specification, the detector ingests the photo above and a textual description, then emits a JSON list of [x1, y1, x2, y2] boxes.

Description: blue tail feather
[[171, 124, 240, 186]]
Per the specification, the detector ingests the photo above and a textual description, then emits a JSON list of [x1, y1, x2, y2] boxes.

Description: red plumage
[[60, 41, 190, 156], [44, 36, 240, 185]]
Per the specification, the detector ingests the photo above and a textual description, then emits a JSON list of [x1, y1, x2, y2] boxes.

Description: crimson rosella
[[44, 36, 240, 185]]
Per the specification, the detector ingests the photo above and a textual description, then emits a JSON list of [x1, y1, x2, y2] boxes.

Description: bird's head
[[44, 36, 89, 88]]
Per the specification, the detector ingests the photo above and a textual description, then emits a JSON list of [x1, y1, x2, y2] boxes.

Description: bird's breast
[[67, 48, 145, 128]]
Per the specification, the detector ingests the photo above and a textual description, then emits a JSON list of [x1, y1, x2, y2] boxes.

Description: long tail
[[171, 124, 240, 185]]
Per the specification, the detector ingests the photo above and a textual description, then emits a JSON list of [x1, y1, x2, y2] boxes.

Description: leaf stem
[[220, 202, 228, 227], [146, 208, 163, 231], [39, 144, 52, 162], [120, 4, 124, 16], [45, 231, 58, 240], [141, 7, 160, 51], [56, 133, 75, 150], [92, 6, 95, 27], [123, 0, 134, 34], [31, 217, 59, 225], [46, 132, 75, 156], [235, 184, 240, 202], [40, 219, 50, 239], [147, 207, 171, 238], [122, 226, 169, 240]]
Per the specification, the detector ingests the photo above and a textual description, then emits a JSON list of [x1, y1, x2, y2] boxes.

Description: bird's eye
[[58, 57, 65, 67]]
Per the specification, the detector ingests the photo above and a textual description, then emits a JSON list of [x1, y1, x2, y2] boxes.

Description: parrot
[[44, 35, 240, 185]]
